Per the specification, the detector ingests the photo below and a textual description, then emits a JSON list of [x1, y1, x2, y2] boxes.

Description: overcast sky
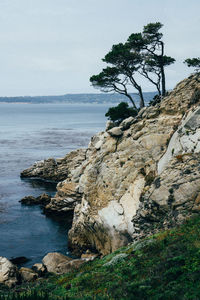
[[0, 0, 199, 96]]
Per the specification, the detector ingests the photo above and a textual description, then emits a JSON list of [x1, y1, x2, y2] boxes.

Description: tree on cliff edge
[[127, 22, 175, 97], [90, 22, 175, 109], [184, 58, 200, 72]]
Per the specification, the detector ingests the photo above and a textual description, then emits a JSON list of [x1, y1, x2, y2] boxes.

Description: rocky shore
[[0, 251, 98, 287], [20, 74, 200, 256], [1, 74, 199, 288]]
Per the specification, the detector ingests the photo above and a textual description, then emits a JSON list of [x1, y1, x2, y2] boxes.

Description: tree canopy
[[184, 58, 200, 72], [90, 22, 175, 110]]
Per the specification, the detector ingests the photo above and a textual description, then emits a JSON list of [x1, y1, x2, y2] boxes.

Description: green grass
[[1, 215, 200, 299]]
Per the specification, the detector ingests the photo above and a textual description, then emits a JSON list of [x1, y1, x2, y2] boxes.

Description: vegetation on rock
[[105, 102, 137, 123], [184, 57, 200, 72], [1, 215, 200, 299]]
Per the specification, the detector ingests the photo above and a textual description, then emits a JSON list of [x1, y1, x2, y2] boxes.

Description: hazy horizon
[[0, 0, 199, 96]]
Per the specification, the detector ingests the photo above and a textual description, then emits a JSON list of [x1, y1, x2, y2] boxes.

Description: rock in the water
[[0, 257, 19, 287], [10, 256, 30, 266], [20, 196, 38, 205], [21, 149, 86, 182], [19, 193, 51, 206], [42, 252, 72, 274], [19, 267, 38, 282]]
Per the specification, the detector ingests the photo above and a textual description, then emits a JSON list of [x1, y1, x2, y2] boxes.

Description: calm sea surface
[[0, 103, 109, 266]]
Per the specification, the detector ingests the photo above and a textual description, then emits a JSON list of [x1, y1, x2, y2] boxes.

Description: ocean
[[0, 103, 110, 267]]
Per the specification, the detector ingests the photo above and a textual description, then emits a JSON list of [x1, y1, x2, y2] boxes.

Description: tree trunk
[[126, 94, 138, 110], [160, 41, 166, 97], [161, 65, 166, 96], [138, 86, 145, 109]]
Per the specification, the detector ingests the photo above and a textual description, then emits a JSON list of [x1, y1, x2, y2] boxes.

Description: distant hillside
[[0, 92, 156, 105]]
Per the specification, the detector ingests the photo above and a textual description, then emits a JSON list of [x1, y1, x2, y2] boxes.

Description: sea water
[[0, 103, 109, 266]]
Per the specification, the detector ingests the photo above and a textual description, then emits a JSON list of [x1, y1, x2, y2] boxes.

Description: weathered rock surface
[[0, 257, 19, 287], [32, 263, 46, 276], [42, 252, 72, 274], [67, 74, 200, 255], [55, 259, 85, 275], [21, 149, 86, 182], [42, 252, 85, 275], [20, 193, 51, 206], [19, 267, 38, 282], [21, 74, 200, 257], [21, 149, 86, 215]]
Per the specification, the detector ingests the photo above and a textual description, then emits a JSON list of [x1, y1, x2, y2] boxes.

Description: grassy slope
[[1, 215, 200, 300]]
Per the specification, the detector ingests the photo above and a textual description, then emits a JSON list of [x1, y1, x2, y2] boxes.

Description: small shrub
[[105, 102, 137, 123]]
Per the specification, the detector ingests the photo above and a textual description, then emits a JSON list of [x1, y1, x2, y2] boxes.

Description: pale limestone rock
[[120, 116, 135, 130], [94, 140, 103, 150], [120, 175, 145, 234], [0, 257, 18, 287], [56, 259, 85, 275], [19, 267, 38, 282], [158, 106, 200, 174], [42, 252, 72, 274], [108, 127, 123, 137], [68, 75, 200, 255]]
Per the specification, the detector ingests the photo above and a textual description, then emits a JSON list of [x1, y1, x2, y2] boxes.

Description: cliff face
[[68, 74, 200, 255], [21, 74, 200, 256]]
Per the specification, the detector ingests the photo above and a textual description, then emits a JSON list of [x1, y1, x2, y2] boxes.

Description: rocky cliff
[[21, 74, 200, 256]]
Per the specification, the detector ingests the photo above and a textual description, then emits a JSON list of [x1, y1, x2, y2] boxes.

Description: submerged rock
[[10, 256, 30, 266]]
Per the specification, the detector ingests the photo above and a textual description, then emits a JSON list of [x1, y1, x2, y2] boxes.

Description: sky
[[0, 0, 199, 96]]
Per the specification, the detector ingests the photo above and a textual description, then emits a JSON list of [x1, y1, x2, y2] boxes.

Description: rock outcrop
[[0, 257, 19, 287], [68, 74, 200, 255], [21, 74, 200, 257], [42, 252, 85, 275], [21, 149, 86, 182], [21, 149, 86, 215]]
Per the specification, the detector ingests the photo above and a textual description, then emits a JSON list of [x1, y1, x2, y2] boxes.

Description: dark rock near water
[[10, 256, 30, 266], [19, 193, 51, 206]]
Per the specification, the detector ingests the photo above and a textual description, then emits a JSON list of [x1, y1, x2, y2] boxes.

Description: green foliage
[[105, 102, 137, 123], [90, 22, 175, 108], [184, 58, 200, 72], [2, 216, 200, 299]]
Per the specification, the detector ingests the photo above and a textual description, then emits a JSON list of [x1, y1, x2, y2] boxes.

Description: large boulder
[[55, 259, 85, 275], [0, 257, 19, 287], [19, 267, 38, 282], [42, 252, 72, 274]]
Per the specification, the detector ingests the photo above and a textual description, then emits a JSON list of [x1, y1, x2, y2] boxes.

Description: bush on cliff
[[1, 215, 200, 299], [105, 102, 137, 123]]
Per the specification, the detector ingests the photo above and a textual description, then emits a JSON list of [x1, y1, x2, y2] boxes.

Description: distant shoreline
[[0, 92, 156, 105]]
